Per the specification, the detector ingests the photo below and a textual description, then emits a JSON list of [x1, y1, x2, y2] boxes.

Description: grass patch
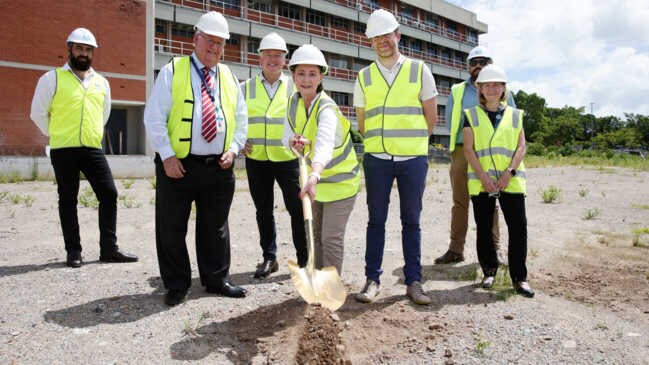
[[540, 185, 561, 203], [182, 311, 210, 338], [525, 155, 649, 171], [79, 187, 99, 209], [474, 338, 491, 356], [583, 208, 600, 220], [119, 194, 141, 208], [632, 228, 649, 248], [148, 177, 156, 189], [0, 172, 24, 184], [631, 204, 649, 210], [446, 265, 479, 281], [490, 265, 515, 301], [594, 323, 608, 331], [7, 193, 35, 207], [529, 248, 539, 258], [121, 179, 135, 189], [578, 189, 588, 197]]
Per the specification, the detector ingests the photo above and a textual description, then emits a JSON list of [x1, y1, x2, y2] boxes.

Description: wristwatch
[[506, 167, 517, 177]]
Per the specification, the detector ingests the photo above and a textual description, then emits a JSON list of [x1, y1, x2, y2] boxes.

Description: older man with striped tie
[[144, 11, 248, 306]]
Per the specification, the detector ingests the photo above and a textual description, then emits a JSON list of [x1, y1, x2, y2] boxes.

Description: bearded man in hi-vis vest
[[30, 28, 138, 268], [353, 10, 438, 306]]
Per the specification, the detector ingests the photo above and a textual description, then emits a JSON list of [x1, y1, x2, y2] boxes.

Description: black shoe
[[164, 289, 187, 306], [206, 280, 247, 298], [254, 259, 279, 278], [66, 251, 82, 268], [434, 250, 465, 264], [515, 281, 535, 298], [99, 249, 139, 263]]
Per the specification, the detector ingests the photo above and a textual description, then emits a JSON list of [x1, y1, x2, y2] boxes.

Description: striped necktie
[[201, 67, 217, 143]]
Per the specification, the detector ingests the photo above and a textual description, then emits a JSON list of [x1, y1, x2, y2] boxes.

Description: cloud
[[449, 0, 649, 117]]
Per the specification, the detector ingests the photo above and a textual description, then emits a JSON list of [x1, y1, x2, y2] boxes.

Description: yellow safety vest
[[287, 92, 360, 203], [167, 57, 238, 158], [448, 82, 467, 152], [244, 75, 295, 161], [465, 106, 526, 196], [358, 58, 429, 156], [49, 68, 107, 149], [449, 82, 512, 152]]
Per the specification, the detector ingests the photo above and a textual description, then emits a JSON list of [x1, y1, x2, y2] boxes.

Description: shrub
[[540, 185, 561, 203]]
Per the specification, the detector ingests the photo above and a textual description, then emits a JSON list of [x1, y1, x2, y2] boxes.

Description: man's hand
[[163, 156, 185, 179], [242, 140, 253, 156], [219, 150, 236, 169]]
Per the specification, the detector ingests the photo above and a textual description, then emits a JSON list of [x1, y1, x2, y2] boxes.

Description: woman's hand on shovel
[[290, 134, 310, 153], [299, 174, 318, 203]]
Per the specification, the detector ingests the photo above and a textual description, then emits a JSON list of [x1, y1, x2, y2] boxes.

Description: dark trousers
[[245, 158, 307, 266], [155, 154, 234, 291], [50, 147, 118, 254], [363, 154, 428, 285], [471, 192, 528, 282]]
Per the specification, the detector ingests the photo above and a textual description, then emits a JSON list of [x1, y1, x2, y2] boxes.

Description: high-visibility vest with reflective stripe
[[448, 82, 467, 152], [287, 92, 360, 203], [466, 106, 526, 196], [244, 75, 295, 162], [358, 58, 429, 156], [49, 68, 107, 149], [449, 82, 512, 152], [168, 57, 238, 158]]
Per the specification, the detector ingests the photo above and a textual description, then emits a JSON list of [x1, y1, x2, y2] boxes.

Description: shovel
[[287, 148, 346, 312]]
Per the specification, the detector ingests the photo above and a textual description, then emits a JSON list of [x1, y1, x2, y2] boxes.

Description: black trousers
[[471, 192, 528, 282], [155, 154, 234, 291], [50, 147, 118, 254], [245, 158, 307, 266]]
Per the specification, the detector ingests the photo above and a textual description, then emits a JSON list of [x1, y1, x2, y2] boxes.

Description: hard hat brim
[[197, 29, 230, 40]]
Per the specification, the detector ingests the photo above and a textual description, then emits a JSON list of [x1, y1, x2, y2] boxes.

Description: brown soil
[[295, 305, 348, 365]]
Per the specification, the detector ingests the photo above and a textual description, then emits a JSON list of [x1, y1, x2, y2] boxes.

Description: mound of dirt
[[295, 305, 349, 365]]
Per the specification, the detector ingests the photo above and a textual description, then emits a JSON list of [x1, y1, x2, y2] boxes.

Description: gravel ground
[[1, 165, 648, 364]]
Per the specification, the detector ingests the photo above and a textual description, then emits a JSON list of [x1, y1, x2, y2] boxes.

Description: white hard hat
[[467, 45, 491, 61], [259, 32, 288, 53], [195, 11, 230, 40], [66, 28, 98, 48], [476, 64, 507, 84], [289, 44, 328, 74], [365, 9, 399, 38]]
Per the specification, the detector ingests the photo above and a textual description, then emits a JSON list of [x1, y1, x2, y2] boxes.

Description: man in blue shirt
[[435, 46, 516, 264]]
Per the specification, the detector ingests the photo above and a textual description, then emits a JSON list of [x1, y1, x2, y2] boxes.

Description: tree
[[513, 90, 546, 142], [625, 114, 649, 148]]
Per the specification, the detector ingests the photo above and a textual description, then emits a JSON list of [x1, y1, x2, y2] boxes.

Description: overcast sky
[[446, 0, 649, 118]]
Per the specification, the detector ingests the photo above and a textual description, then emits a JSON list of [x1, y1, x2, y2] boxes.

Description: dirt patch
[[296, 305, 348, 365]]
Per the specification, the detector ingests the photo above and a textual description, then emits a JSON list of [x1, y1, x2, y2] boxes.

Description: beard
[[69, 51, 92, 71]]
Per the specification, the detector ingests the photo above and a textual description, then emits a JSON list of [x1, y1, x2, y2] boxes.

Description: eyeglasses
[[198, 33, 224, 48], [469, 58, 491, 67]]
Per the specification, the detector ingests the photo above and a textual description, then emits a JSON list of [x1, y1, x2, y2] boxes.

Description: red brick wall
[[0, 0, 146, 155]]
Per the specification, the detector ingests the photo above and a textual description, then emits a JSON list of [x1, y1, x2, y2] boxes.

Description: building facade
[[0, 0, 485, 156]]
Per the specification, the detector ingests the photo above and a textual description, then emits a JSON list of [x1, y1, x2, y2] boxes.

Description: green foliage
[[350, 129, 364, 144], [513, 90, 546, 142], [474, 338, 491, 356], [526, 142, 545, 155], [632, 227, 649, 248], [0, 172, 24, 184], [582, 208, 600, 220], [121, 179, 135, 189], [578, 189, 588, 197], [79, 187, 99, 209], [7, 193, 34, 207], [540, 185, 561, 203], [446, 266, 479, 281], [631, 204, 649, 210], [119, 194, 141, 208], [148, 177, 156, 189]]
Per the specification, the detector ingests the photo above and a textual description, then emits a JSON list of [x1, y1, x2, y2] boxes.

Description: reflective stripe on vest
[[287, 91, 360, 203], [49, 68, 107, 149], [466, 106, 526, 195], [245, 76, 295, 161], [358, 58, 428, 156], [168, 57, 238, 158]]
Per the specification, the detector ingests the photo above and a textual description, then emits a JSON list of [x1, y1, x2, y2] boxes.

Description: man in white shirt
[[143, 12, 247, 306], [30, 28, 138, 268], [353, 10, 438, 305]]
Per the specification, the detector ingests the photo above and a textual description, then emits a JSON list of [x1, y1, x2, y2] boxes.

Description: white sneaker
[[355, 279, 380, 303], [481, 276, 495, 289]]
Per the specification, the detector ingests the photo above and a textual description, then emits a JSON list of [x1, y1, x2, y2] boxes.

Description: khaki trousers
[[312, 194, 357, 275], [448, 146, 500, 255]]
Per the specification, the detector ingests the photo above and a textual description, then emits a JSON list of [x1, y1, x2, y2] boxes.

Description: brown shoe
[[406, 281, 432, 305], [434, 250, 464, 264]]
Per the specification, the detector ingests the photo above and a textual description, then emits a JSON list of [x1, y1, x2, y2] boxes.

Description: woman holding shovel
[[282, 44, 360, 276]]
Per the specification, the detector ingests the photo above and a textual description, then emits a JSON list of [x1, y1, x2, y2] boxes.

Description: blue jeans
[[363, 154, 428, 285]]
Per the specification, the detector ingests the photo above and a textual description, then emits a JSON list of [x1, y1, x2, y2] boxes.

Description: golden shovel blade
[[287, 260, 347, 312]]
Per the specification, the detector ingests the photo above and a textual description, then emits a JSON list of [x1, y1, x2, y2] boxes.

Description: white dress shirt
[[30, 63, 111, 137], [282, 93, 342, 166], [353, 54, 438, 160], [240, 72, 288, 100], [144, 54, 248, 160]]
